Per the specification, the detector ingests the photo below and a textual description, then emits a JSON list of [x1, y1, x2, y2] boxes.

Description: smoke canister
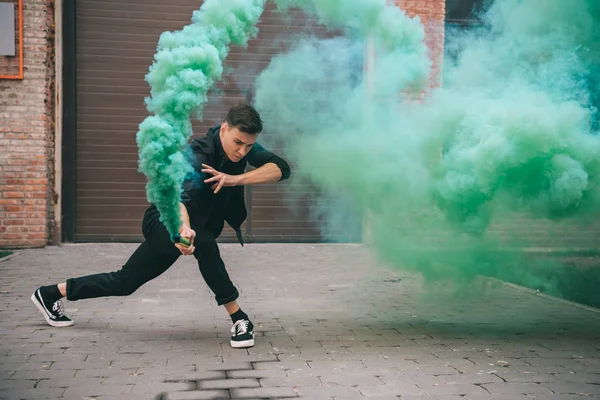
[[174, 235, 192, 247]]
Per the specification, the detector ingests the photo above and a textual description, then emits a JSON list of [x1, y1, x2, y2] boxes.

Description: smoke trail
[[136, 0, 265, 239], [254, 0, 600, 296]]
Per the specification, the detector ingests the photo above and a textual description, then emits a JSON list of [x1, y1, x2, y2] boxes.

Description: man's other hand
[[202, 164, 241, 194], [175, 225, 196, 256]]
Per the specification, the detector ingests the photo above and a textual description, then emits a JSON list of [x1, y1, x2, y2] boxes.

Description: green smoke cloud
[[254, 0, 600, 298], [136, 0, 265, 239]]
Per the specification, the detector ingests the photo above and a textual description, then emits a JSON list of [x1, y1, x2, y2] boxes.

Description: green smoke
[[254, 0, 600, 297], [136, 0, 265, 239]]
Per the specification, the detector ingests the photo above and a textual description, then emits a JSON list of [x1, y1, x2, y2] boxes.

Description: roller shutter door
[[75, 0, 359, 242]]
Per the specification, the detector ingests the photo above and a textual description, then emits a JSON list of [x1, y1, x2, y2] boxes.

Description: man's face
[[219, 122, 258, 163]]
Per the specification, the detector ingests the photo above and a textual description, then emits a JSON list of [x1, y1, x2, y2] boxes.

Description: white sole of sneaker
[[30, 293, 74, 327], [230, 338, 255, 349]]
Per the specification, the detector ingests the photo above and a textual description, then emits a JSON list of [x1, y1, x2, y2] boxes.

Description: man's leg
[[65, 240, 179, 300], [32, 221, 180, 327], [193, 230, 254, 349]]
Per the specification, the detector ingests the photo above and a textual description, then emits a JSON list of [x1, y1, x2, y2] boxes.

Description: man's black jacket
[[146, 125, 291, 245]]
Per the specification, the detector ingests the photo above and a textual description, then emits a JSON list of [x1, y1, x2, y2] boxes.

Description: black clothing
[[67, 205, 240, 305], [145, 125, 291, 245], [66, 126, 290, 306], [32, 288, 74, 327], [40, 284, 62, 303], [230, 308, 249, 323]]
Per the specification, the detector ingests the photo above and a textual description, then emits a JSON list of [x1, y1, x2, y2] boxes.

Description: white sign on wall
[[0, 3, 16, 56]]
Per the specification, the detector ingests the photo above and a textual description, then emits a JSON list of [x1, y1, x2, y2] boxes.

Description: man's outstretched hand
[[202, 163, 241, 194], [175, 225, 196, 256]]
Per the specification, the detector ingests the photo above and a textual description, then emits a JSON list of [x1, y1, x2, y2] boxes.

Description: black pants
[[66, 210, 239, 306]]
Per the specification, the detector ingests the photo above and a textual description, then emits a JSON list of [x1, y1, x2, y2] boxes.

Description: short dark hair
[[225, 104, 263, 134]]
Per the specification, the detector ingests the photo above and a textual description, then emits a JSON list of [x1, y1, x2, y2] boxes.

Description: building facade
[[1, 0, 56, 248], [0, 0, 448, 249]]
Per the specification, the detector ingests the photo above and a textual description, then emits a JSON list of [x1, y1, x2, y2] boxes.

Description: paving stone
[[164, 390, 231, 400], [222, 353, 279, 363], [260, 376, 322, 387], [398, 396, 465, 400], [0, 378, 41, 391], [27, 352, 88, 363], [527, 396, 600, 400], [230, 386, 298, 398], [61, 384, 134, 397], [49, 360, 111, 370], [228, 369, 287, 379], [200, 378, 260, 390], [135, 365, 196, 377], [0, 387, 66, 399], [253, 360, 311, 372], [164, 371, 227, 382], [319, 372, 384, 386], [2, 244, 600, 399], [306, 360, 368, 371], [464, 395, 534, 400], [512, 365, 573, 374], [542, 382, 600, 395], [295, 385, 362, 399], [332, 396, 390, 400], [199, 361, 253, 371], [9, 368, 77, 380], [427, 372, 504, 385], [548, 373, 600, 384], [129, 381, 195, 393], [356, 382, 425, 397], [483, 382, 556, 395], [36, 377, 105, 389], [420, 383, 490, 396]]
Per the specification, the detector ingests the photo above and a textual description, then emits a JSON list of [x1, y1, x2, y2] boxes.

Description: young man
[[31, 104, 291, 349]]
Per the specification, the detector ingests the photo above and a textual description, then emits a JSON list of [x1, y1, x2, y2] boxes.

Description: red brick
[[395, 0, 445, 87], [26, 220, 46, 226], [26, 179, 48, 185], [3, 179, 23, 185], [0, 199, 19, 205], [6, 212, 23, 218], [0, 0, 54, 248], [28, 212, 46, 219], [3, 192, 25, 199], [4, 220, 25, 226], [1, 234, 22, 240]]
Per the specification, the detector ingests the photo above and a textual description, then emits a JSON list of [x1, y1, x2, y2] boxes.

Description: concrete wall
[[0, 0, 55, 248]]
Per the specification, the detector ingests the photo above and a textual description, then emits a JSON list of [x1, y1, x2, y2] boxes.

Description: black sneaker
[[230, 319, 254, 348], [31, 288, 74, 327]]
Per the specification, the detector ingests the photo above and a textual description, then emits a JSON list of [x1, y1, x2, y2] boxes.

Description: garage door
[[74, 0, 361, 243]]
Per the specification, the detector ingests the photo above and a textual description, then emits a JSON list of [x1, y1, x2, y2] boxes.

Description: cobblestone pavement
[[1, 243, 600, 400]]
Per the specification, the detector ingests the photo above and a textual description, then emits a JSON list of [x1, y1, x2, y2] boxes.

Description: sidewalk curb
[[486, 277, 600, 314], [0, 251, 22, 264]]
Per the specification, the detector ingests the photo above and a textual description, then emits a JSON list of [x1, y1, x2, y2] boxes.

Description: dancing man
[[31, 104, 291, 349]]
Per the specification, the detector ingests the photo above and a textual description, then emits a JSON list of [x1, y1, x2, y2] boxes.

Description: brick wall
[[0, 0, 55, 248], [363, 0, 445, 245], [398, 0, 445, 87]]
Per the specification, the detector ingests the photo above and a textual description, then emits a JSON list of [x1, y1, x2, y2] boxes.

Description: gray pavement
[[1, 243, 600, 400]]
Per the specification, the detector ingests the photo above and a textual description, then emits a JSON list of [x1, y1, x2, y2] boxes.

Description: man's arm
[[202, 163, 281, 193], [245, 142, 291, 181], [179, 202, 191, 228], [175, 202, 195, 256], [238, 162, 282, 184], [202, 143, 291, 193]]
